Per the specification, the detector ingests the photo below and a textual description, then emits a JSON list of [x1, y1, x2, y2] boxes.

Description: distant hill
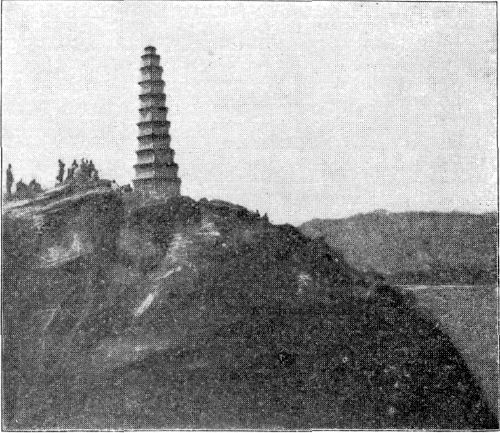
[[2, 191, 496, 429], [300, 211, 498, 285]]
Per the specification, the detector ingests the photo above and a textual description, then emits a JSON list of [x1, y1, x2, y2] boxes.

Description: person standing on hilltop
[[6, 164, 14, 199], [88, 160, 95, 178], [67, 160, 78, 181], [56, 159, 65, 184], [80, 158, 88, 177]]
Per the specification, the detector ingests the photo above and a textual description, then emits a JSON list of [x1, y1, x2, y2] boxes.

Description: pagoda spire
[[132, 46, 181, 197]]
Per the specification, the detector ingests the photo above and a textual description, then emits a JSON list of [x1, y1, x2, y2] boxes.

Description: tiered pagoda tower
[[133, 46, 181, 197]]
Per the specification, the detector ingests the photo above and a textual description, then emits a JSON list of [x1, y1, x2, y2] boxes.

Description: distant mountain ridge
[[300, 211, 498, 285]]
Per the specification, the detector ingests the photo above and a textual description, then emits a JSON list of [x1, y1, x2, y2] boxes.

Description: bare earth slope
[[300, 211, 498, 284], [2, 192, 497, 429]]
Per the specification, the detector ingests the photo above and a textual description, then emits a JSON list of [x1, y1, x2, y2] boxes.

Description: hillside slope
[[2, 192, 497, 429], [300, 211, 498, 284]]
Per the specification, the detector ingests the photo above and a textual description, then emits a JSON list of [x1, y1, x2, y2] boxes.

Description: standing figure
[[88, 160, 95, 178], [56, 159, 65, 184], [6, 164, 14, 199], [68, 159, 78, 180], [85, 160, 91, 178], [80, 158, 88, 177]]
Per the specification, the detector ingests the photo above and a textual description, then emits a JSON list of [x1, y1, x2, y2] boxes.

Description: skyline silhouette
[[3, 2, 496, 224]]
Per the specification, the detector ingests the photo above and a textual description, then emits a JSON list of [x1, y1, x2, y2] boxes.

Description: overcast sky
[[2, 1, 497, 224]]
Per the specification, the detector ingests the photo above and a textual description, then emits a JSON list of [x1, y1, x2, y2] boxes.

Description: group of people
[[5, 164, 43, 200], [5, 159, 130, 201], [57, 158, 99, 184]]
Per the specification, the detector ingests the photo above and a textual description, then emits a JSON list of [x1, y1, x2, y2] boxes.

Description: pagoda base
[[132, 177, 181, 198]]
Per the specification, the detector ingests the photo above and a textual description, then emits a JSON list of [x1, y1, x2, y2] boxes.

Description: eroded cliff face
[[2, 188, 124, 425], [2, 192, 497, 430], [4, 187, 123, 267]]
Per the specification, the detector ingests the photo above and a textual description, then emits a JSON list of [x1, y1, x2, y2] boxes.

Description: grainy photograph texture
[[1, 1, 498, 430]]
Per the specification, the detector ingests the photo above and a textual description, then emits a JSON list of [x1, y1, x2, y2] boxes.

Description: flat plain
[[404, 284, 498, 412]]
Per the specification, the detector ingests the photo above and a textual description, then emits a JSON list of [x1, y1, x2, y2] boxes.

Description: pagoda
[[133, 46, 181, 197]]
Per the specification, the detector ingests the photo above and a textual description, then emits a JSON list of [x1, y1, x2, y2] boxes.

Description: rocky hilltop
[[2, 188, 497, 429], [300, 211, 498, 285]]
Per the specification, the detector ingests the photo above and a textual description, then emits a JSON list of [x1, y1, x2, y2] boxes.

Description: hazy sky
[[3, 1, 497, 224]]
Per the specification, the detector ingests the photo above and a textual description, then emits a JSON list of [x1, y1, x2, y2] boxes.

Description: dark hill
[[300, 211, 498, 285], [2, 191, 497, 429]]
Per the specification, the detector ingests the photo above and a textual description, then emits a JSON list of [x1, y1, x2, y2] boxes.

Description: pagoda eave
[[137, 120, 170, 127], [139, 93, 166, 100], [139, 107, 167, 113], [138, 79, 165, 86], [133, 162, 179, 169], [140, 65, 163, 72], [137, 133, 170, 141], [136, 147, 172, 155], [133, 176, 181, 182]]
